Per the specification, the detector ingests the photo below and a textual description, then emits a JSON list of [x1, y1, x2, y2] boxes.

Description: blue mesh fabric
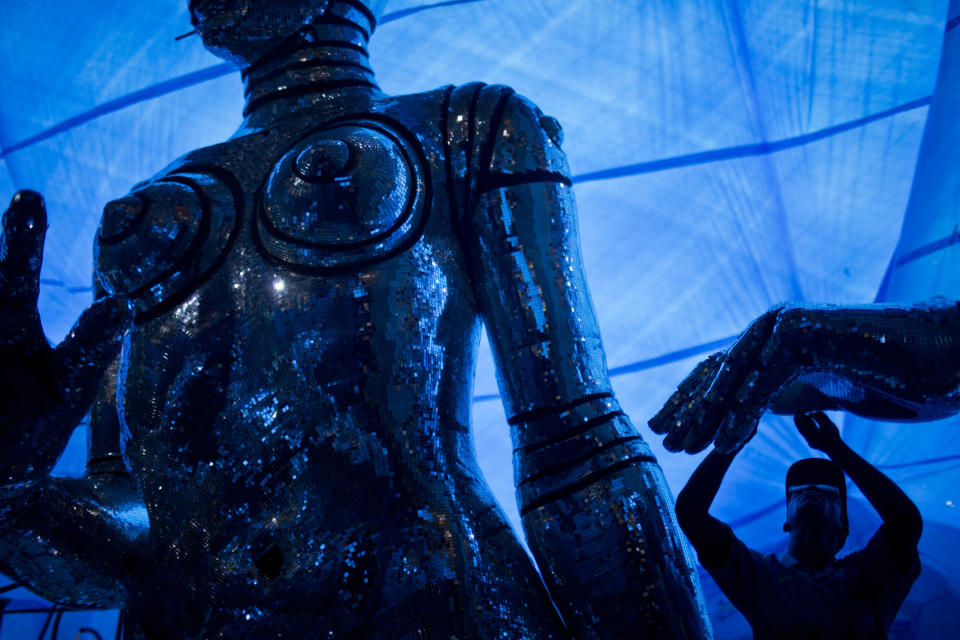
[[1, 1, 958, 637]]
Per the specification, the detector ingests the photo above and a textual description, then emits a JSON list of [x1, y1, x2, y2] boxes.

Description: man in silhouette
[[675, 411, 921, 638]]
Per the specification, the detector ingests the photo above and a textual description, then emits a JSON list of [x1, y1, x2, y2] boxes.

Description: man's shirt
[[705, 524, 920, 639]]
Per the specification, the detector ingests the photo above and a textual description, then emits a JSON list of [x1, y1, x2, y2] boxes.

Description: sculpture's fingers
[[713, 362, 786, 452], [704, 312, 779, 401], [675, 309, 783, 450], [662, 355, 726, 451], [662, 423, 693, 452], [0, 191, 47, 307], [679, 399, 729, 454], [648, 352, 723, 435], [714, 406, 764, 453], [643, 310, 784, 452], [678, 357, 754, 452], [713, 411, 760, 453], [52, 296, 131, 420], [714, 305, 810, 453]]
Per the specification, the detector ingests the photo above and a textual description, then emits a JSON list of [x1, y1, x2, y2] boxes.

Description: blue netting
[[1, 1, 958, 637]]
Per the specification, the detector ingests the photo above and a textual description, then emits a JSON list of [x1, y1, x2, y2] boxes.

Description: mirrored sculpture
[[0, 1, 711, 637]]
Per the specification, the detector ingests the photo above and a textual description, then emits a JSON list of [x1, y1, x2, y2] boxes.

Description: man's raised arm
[[795, 412, 922, 549]]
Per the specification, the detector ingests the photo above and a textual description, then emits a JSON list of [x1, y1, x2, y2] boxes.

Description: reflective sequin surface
[[651, 302, 960, 454]]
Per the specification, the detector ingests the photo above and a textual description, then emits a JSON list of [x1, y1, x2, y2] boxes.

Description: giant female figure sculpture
[[0, 1, 711, 637]]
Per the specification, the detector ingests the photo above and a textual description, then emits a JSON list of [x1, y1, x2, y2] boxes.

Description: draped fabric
[[1, 1, 957, 637]]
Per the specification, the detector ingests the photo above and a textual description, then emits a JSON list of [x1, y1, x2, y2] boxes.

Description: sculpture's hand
[[653, 300, 960, 454], [650, 305, 790, 453], [0, 191, 130, 483]]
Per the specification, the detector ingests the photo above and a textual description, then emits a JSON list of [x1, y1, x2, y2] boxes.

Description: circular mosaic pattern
[[257, 119, 428, 272]]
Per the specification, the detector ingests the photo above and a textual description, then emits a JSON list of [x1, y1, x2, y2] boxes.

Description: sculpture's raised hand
[[0, 191, 130, 486], [649, 304, 844, 453]]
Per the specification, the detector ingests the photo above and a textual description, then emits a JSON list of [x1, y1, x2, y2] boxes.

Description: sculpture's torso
[[96, 89, 565, 638]]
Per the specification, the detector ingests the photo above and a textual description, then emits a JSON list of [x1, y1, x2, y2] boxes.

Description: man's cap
[[787, 458, 845, 493], [786, 458, 849, 550]]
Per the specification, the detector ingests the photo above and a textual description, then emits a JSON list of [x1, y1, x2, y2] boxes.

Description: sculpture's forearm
[[770, 302, 960, 420], [514, 400, 711, 639], [0, 344, 83, 513]]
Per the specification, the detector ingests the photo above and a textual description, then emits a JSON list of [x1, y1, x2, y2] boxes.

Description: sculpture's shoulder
[[446, 83, 566, 160], [440, 82, 570, 222], [379, 82, 564, 154], [94, 145, 242, 322]]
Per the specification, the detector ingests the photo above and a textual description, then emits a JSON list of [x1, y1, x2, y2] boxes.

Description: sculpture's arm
[[0, 191, 146, 607], [450, 85, 711, 639], [650, 302, 960, 453]]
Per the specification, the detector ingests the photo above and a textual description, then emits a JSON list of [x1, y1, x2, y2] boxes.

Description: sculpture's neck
[[240, 26, 382, 131]]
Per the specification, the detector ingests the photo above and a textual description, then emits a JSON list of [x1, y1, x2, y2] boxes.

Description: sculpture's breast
[[94, 171, 241, 320], [256, 119, 428, 272]]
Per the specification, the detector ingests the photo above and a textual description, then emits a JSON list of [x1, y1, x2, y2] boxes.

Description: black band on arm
[[519, 453, 659, 517], [478, 170, 573, 195], [510, 392, 616, 448], [510, 396, 657, 515]]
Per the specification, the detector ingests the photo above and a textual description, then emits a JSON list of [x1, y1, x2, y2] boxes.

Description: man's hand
[[795, 412, 924, 548], [794, 411, 843, 456], [0, 191, 130, 481]]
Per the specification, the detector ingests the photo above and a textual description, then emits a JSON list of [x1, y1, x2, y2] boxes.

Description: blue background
[[1, 1, 958, 637]]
